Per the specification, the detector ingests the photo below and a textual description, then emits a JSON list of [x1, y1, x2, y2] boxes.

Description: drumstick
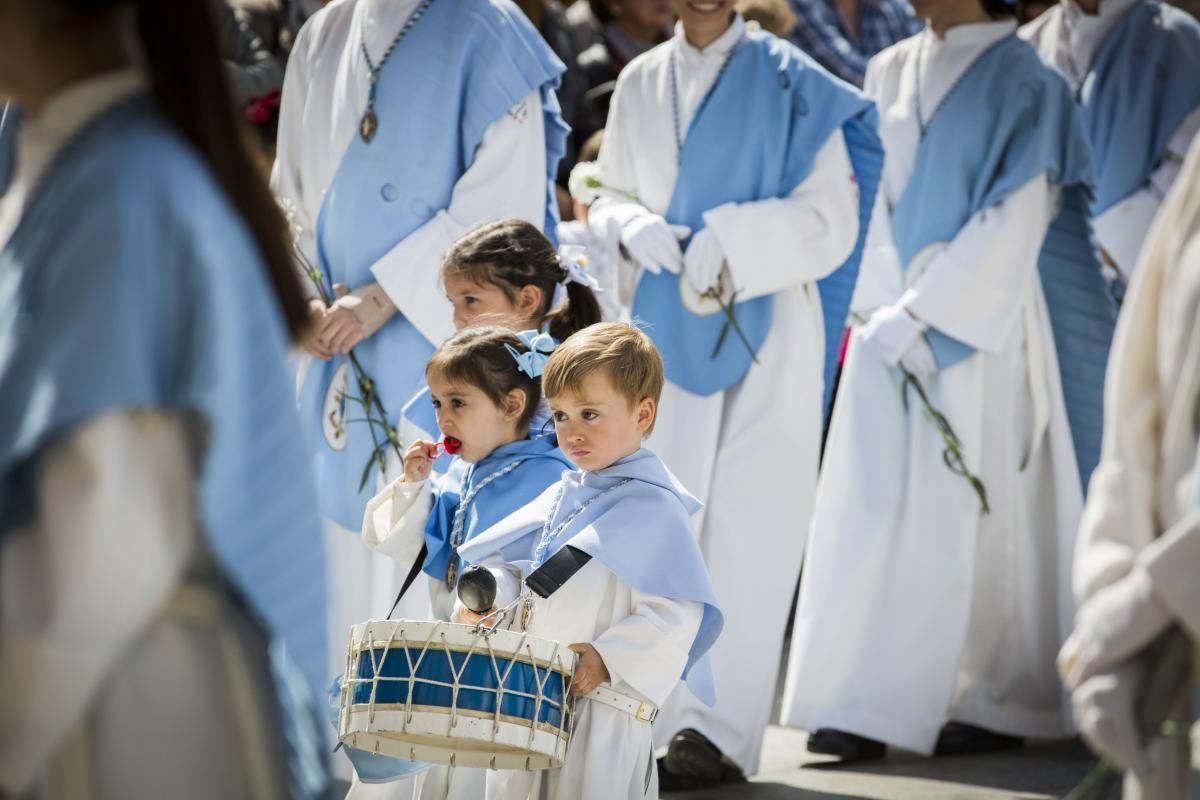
[[457, 565, 497, 615]]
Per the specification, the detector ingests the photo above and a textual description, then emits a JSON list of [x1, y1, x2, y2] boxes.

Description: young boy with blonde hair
[[456, 322, 722, 800]]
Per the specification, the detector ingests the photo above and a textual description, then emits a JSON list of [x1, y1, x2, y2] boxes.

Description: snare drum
[[338, 619, 576, 770]]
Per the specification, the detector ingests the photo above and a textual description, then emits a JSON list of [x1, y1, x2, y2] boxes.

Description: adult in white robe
[[589, 13, 861, 777], [1022, 0, 1200, 282], [1059, 131, 1200, 800], [783, 19, 1085, 757], [271, 0, 553, 709]]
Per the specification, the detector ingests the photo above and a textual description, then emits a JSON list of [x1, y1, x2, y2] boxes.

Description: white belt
[[583, 685, 658, 724]]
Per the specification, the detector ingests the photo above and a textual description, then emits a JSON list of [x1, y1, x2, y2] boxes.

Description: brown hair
[[59, 0, 310, 341], [426, 326, 543, 433], [441, 218, 603, 342], [542, 322, 663, 433]]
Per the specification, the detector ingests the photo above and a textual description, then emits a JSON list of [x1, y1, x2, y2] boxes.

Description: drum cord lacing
[[346, 620, 576, 765]]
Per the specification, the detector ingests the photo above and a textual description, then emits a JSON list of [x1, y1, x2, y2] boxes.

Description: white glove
[[683, 228, 726, 294], [1072, 663, 1151, 777], [621, 213, 691, 275], [859, 303, 927, 367], [900, 335, 937, 378], [1058, 566, 1171, 690]]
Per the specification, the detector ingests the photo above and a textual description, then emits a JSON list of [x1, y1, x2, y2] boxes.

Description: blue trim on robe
[[303, 0, 567, 529], [631, 32, 882, 404], [458, 448, 723, 706], [0, 97, 329, 795], [889, 35, 1116, 487], [1081, 0, 1200, 214], [0, 103, 15, 196], [423, 436, 571, 581]]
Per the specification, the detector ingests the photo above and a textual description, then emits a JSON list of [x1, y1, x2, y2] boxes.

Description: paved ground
[[665, 726, 1094, 800]]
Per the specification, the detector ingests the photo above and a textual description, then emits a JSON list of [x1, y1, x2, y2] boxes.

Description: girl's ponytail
[[545, 270, 602, 342]]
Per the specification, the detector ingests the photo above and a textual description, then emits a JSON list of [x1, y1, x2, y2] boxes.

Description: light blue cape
[[632, 31, 882, 413], [458, 448, 724, 706]]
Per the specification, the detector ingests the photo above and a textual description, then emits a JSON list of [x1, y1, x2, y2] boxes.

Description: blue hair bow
[[506, 329, 557, 379], [557, 245, 602, 292]]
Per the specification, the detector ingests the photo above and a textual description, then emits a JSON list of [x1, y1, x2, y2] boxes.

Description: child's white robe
[[588, 16, 860, 772], [474, 560, 703, 800], [782, 21, 1083, 753]]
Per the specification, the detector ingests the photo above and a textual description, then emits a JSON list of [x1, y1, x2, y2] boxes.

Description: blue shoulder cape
[[632, 31, 882, 414], [890, 35, 1116, 487], [1080, 0, 1200, 214], [423, 435, 571, 580], [458, 448, 724, 706]]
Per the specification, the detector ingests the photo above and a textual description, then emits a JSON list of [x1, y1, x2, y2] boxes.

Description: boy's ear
[[503, 388, 529, 422], [635, 397, 656, 434], [516, 284, 544, 318]]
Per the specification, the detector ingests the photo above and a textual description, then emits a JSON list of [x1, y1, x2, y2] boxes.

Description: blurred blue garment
[[0, 95, 330, 792]]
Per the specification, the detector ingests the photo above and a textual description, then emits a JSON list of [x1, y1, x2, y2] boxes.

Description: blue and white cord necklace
[[358, 0, 436, 143]]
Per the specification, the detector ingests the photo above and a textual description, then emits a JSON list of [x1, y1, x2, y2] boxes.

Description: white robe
[[0, 412, 290, 800], [1021, 0, 1200, 281], [782, 21, 1083, 754], [588, 15, 860, 773], [474, 561, 703, 800], [270, 3, 550, 774], [1070, 131, 1200, 800]]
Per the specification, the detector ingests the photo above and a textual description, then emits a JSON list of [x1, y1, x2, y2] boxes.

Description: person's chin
[[567, 449, 597, 469]]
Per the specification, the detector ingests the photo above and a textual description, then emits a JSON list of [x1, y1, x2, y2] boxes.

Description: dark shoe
[[661, 729, 747, 789], [657, 755, 701, 792], [806, 728, 886, 762], [934, 722, 1024, 756]]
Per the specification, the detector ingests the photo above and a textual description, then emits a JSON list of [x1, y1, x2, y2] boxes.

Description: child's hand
[[568, 643, 610, 696], [453, 604, 500, 628], [403, 439, 439, 483]]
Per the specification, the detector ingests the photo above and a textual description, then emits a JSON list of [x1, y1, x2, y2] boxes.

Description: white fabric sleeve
[[0, 411, 197, 792], [701, 131, 860, 300], [590, 592, 703, 705], [269, 23, 320, 298], [588, 73, 650, 231], [850, 187, 905, 317], [903, 173, 1057, 353], [1093, 106, 1200, 281], [361, 477, 433, 564], [1138, 508, 1200, 641], [369, 90, 548, 348]]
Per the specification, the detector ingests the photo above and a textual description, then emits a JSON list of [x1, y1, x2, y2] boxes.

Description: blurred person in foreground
[[0, 1, 329, 797]]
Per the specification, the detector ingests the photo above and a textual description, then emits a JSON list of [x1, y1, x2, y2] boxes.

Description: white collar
[[926, 17, 1017, 49], [673, 13, 747, 61]]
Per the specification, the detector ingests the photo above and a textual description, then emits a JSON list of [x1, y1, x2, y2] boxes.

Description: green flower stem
[[297, 244, 403, 490], [898, 365, 990, 515], [703, 288, 760, 364], [848, 312, 988, 515]]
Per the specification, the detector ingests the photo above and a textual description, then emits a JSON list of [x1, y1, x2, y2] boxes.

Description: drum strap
[[387, 543, 428, 619], [525, 546, 592, 598]]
